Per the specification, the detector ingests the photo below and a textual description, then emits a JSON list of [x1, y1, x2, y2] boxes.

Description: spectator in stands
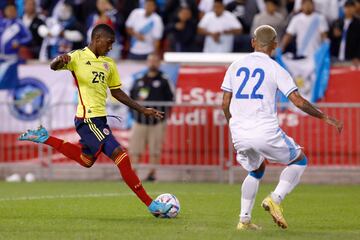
[[15, 0, 25, 17], [116, 0, 139, 20], [251, 0, 285, 40], [163, 0, 198, 24], [293, 0, 339, 23], [165, 6, 198, 52], [201, 0, 268, 23], [285, 0, 295, 13], [226, 0, 259, 52], [40, 0, 65, 17], [22, 0, 45, 59], [68, 0, 90, 24], [117, 0, 169, 20], [198, 0, 242, 52], [225, 0, 249, 33], [355, 0, 360, 17], [154, 0, 167, 17], [126, 0, 164, 60], [129, 54, 174, 182], [0, 2, 6, 16], [0, 4, 32, 57], [281, 0, 328, 58], [38, 2, 84, 61], [86, 0, 124, 60], [198, 0, 235, 18], [330, 0, 360, 66]]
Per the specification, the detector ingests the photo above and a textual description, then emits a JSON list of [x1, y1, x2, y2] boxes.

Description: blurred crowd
[[0, 0, 359, 65]]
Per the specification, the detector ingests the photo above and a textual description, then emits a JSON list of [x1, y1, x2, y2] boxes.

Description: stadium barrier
[[1, 101, 360, 182]]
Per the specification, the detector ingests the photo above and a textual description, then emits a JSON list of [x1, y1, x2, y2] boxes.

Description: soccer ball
[[155, 193, 180, 218]]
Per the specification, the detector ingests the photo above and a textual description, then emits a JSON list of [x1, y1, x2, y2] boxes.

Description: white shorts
[[233, 128, 302, 172]]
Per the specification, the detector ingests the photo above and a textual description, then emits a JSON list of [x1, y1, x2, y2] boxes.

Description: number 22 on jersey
[[235, 67, 264, 99]]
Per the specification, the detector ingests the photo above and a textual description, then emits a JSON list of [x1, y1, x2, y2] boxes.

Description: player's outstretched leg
[[111, 148, 172, 216], [262, 153, 307, 229], [19, 126, 49, 143], [237, 162, 265, 231], [19, 126, 95, 167]]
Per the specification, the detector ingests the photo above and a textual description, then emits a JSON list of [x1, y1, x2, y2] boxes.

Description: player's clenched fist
[[56, 54, 71, 64], [50, 54, 71, 70]]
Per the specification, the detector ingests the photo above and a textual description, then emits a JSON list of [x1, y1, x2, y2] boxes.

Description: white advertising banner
[[0, 62, 146, 133]]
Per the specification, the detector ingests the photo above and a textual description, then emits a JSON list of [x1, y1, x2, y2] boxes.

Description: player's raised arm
[[110, 88, 164, 119], [50, 54, 71, 71], [288, 90, 343, 133]]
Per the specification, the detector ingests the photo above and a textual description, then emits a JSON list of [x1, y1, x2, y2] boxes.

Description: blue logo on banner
[[8, 77, 49, 121]]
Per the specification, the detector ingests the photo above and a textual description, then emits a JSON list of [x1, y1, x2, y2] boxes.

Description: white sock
[[272, 164, 306, 204], [240, 175, 260, 223]]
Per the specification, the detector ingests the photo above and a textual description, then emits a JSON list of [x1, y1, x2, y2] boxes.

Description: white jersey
[[286, 12, 328, 57], [221, 52, 297, 132], [221, 52, 301, 170], [198, 11, 242, 53], [125, 8, 164, 55]]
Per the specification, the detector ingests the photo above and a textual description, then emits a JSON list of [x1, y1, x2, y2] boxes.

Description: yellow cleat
[[261, 196, 288, 229], [237, 221, 262, 230]]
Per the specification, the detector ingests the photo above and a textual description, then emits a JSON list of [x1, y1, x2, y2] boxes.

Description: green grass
[[0, 182, 359, 240]]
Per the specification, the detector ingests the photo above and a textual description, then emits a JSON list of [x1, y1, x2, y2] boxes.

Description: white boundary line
[[0, 192, 162, 202], [0, 191, 219, 202]]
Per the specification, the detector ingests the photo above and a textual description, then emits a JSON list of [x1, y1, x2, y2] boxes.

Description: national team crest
[[103, 128, 110, 135], [103, 63, 109, 71]]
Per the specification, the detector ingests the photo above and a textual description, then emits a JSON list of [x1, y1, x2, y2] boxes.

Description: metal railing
[[1, 102, 360, 181]]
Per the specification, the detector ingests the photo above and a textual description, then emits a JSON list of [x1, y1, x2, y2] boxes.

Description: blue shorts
[[75, 117, 121, 159]]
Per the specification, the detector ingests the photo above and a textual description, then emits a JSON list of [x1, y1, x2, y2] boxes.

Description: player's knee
[[110, 146, 124, 160], [249, 170, 265, 180], [289, 155, 308, 167], [84, 161, 94, 168]]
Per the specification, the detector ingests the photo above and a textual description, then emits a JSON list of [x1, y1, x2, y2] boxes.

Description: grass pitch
[[0, 182, 359, 240]]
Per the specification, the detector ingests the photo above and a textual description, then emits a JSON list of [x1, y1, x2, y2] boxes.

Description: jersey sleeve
[[107, 60, 121, 90], [286, 16, 297, 35], [60, 50, 79, 71], [221, 64, 234, 92], [18, 21, 32, 45], [227, 13, 242, 30], [198, 13, 210, 29], [276, 65, 298, 97], [319, 14, 329, 33], [125, 9, 137, 28], [153, 16, 164, 40]]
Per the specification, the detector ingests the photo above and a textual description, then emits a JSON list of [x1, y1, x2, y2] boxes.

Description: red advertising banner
[[1, 65, 359, 166]]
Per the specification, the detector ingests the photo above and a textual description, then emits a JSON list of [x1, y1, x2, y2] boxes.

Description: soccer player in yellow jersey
[[19, 24, 172, 216]]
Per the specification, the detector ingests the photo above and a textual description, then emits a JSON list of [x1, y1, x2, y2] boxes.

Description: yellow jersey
[[60, 47, 121, 118]]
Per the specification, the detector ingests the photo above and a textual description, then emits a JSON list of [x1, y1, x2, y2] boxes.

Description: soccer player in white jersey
[[221, 25, 343, 230]]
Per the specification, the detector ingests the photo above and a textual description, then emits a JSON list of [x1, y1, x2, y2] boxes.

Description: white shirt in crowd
[[125, 8, 164, 55], [199, 0, 265, 13], [221, 52, 297, 132], [338, 18, 351, 61], [198, 10, 242, 52], [286, 12, 328, 57], [198, 0, 233, 13], [293, 0, 339, 23]]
